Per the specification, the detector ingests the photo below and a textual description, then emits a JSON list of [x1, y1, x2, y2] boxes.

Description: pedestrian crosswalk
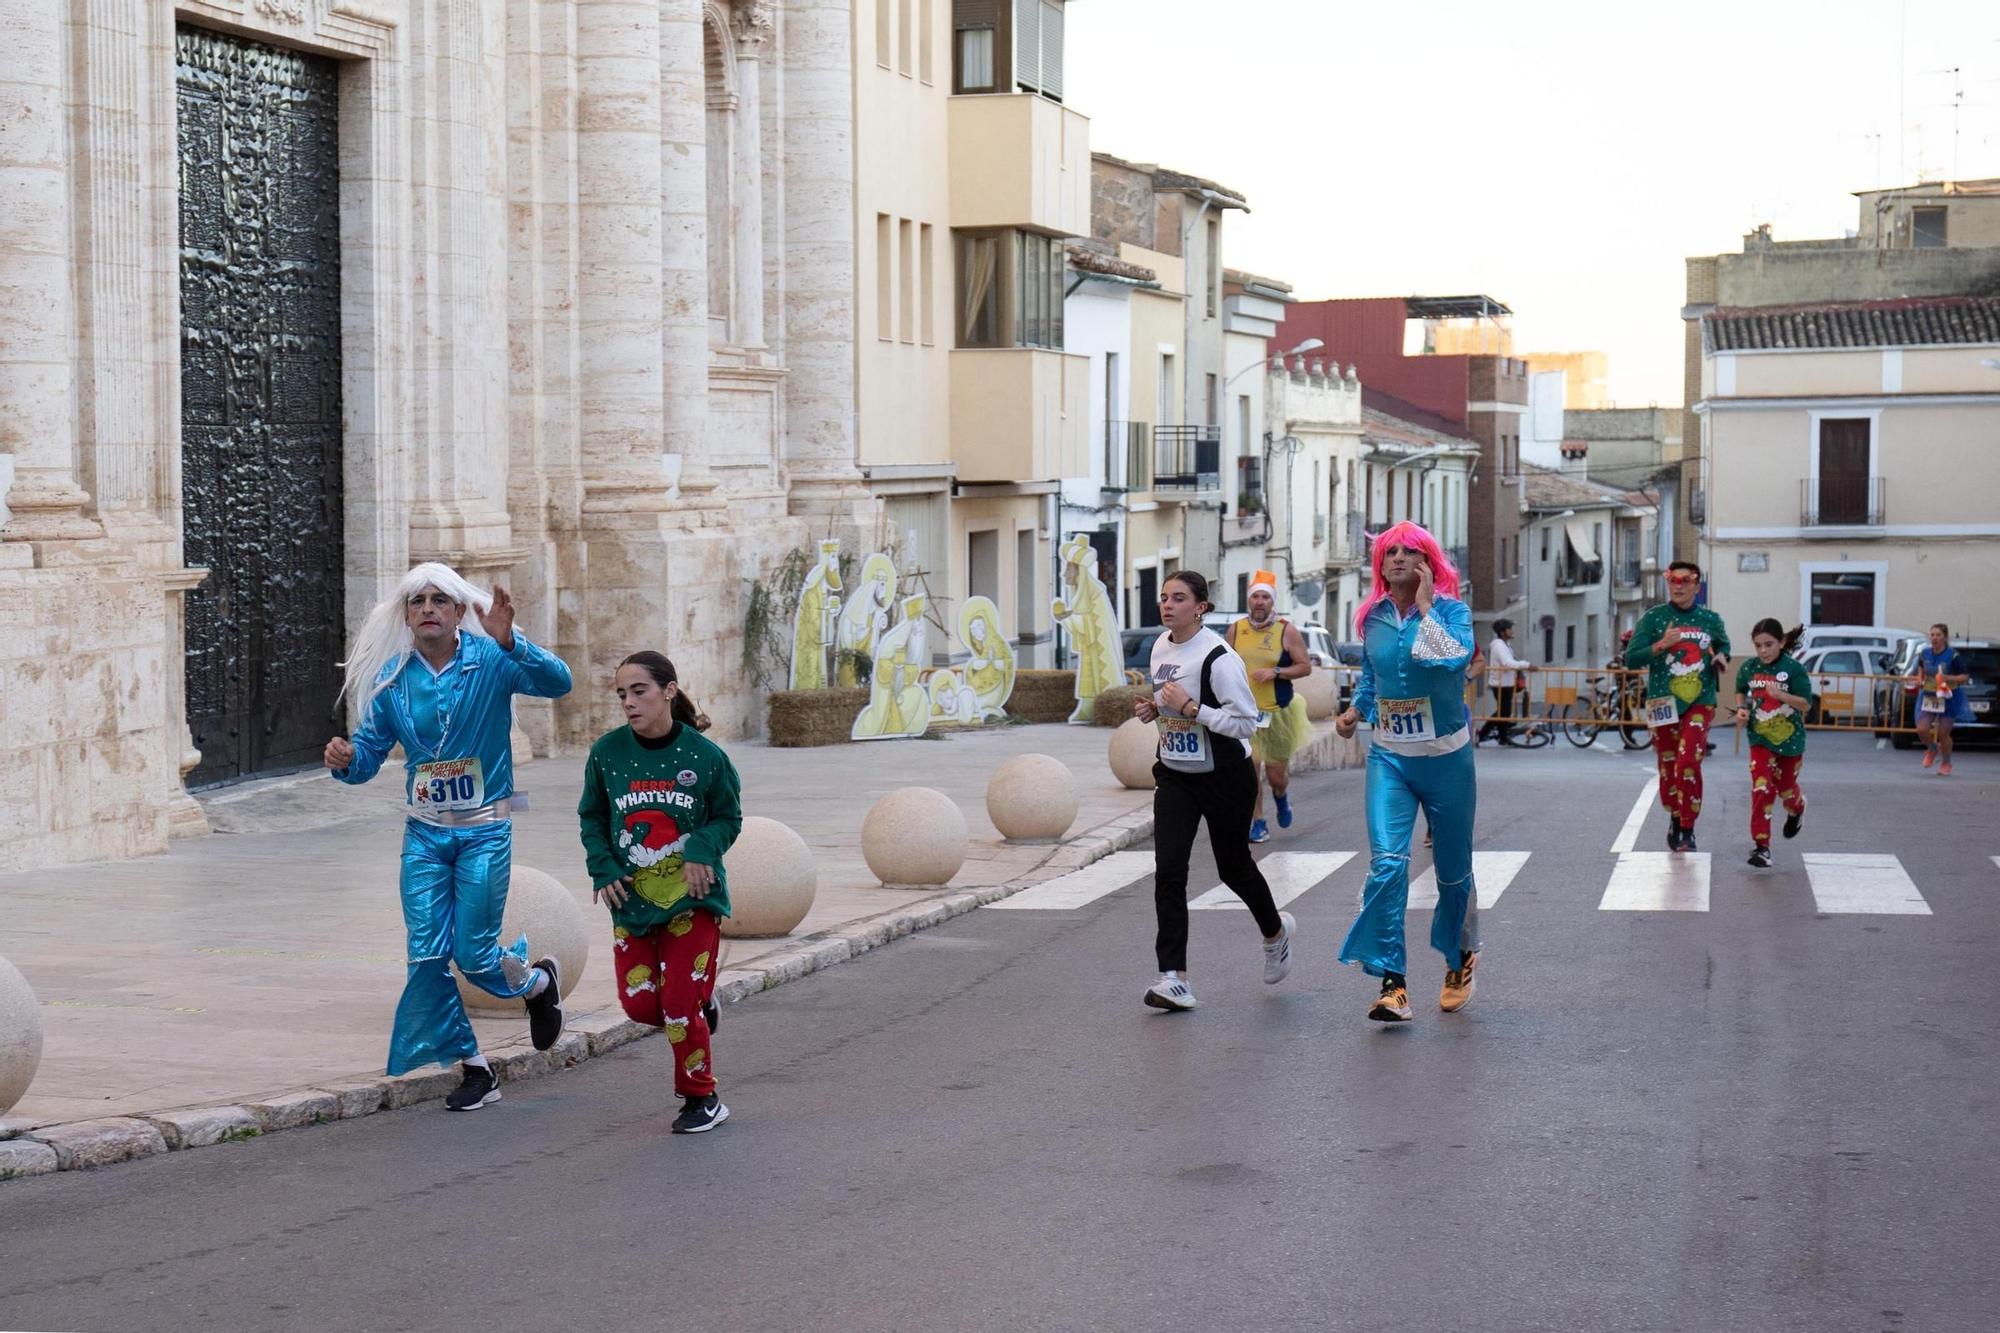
[[1190, 852, 1354, 911], [984, 846, 1972, 916]]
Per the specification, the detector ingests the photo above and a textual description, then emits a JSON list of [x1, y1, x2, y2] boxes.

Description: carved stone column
[[659, 0, 720, 504], [0, 0, 100, 543], [576, 0, 670, 513], [730, 2, 771, 350], [779, 0, 871, 519]]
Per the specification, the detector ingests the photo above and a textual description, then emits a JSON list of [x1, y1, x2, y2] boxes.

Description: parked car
[[1121, 627, 1160, 674], [1797, 624, 1924, 658], [1873, 637, 1999, 748], [1796, 644, 1896, 726]]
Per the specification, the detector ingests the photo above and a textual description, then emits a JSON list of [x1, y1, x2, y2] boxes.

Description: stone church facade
[[0, 0, 877, 872]]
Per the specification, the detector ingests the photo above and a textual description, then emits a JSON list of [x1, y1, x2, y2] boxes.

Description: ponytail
[[1750, 618, 1804, 656], [619, 650, 711, 732]]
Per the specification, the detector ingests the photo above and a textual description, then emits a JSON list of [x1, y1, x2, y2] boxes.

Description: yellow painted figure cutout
[[928, 668, 982, 724], [959, 595, 1017, 720], [836, 552, 897, 687], [789, 538, 843, 691], [1051, 534, 1120, 722], [852, 595, 931, 740]]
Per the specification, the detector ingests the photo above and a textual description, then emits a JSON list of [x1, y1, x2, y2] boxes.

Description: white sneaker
[[1144, 972, 1197, 1011], [1262, 911, 1296, 985]]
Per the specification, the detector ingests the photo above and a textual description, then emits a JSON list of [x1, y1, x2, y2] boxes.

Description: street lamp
[[1227, 337, 1324, 388]]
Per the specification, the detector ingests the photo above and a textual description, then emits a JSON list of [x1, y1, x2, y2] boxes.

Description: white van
[[1795, 625, 1923, 657]]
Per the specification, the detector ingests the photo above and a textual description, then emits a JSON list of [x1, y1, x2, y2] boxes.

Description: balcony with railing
[[1102, 420, 1150, 492], [1235, 456, 1263, 512], [1152, 425, 1221, 495], [1801, 476, 1885, 531]]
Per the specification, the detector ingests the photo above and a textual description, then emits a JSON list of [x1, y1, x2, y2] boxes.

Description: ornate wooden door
[[177, 26, 346, 786]]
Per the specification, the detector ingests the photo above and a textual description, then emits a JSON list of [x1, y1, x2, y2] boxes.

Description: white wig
[[339, 562, 493, 714]]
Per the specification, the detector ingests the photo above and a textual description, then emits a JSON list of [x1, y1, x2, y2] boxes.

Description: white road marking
[[985, 852, 1152, 910], [1600, 852, 1711, 911], [1191, 851, 1355, 910], [1409, 851, 1531, 910], [1610, 777, 1661, 855], [1803, 854, 1932, 915]]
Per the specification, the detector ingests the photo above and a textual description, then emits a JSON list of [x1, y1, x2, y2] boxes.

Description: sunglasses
[[1666, 574, 1699, 586]]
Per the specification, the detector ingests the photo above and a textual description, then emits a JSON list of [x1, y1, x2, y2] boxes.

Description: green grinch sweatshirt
[[578, 723, 743, 932], [1734, 655, 1815, 757], [1624, 603, 1732, 714]]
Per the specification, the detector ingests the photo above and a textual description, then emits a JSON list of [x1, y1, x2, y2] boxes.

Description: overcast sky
[[1065, 0, 2000, 406]]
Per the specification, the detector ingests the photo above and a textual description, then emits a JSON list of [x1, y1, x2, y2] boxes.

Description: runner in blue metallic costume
[[1332, 522, 1482, 1023], [325, 563, 573, 1110]]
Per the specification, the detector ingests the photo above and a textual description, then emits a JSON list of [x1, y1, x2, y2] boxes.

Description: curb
[[0, 802, 1157, 1181]]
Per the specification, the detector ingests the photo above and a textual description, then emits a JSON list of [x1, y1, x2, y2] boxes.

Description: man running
[[1623, 561, 1730, 851], [1333, 522, 1480, 1023], [1227, 571, 1312, 843], [326, 562, 573, 1110], [1911, 623, 1974, 776]]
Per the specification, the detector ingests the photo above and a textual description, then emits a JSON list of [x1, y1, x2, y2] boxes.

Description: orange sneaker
[[1368, 980, 1413, 1023], [1440, 952, 1479, 1012], [1939, 760, 1953, 777], [1922, 750, 1937, 769]]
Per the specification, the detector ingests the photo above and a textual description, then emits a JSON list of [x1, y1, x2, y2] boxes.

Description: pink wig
[[1351, 521, 1462, 638]]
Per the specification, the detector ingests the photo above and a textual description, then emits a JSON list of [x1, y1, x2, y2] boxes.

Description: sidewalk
[[0, 718, 1357, 1172]]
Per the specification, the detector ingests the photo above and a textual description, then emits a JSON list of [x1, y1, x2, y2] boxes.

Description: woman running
[[578, 652, 743, 1134], [1732, 619, 1814, 869], [1332, 523, 1480, 1022], [1911, 624, 1974, 776], [1132, 571, 1296, 1012]]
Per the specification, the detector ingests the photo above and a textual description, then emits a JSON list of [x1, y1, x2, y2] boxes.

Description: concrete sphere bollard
[[457, 865, 592, 1012], [0, 955, 42, 1115], [861, 786, 968, 887], [986, 753, 1080, 841], [1297, 669, 1338, 720], [720, 816, 819, 939], [1109, 717, 1159, 790]]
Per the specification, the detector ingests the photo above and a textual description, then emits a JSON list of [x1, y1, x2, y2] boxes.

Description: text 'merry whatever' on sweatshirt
[[579, 722, 744, 933]]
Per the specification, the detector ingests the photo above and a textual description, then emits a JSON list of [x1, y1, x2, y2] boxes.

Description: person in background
[[1227, 571, 1313, 844], [1910, 623, 1973, 777], [1476, 619, 1532, 746]]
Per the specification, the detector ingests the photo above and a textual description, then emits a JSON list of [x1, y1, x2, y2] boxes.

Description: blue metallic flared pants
[[388, 820, 534, 1075], [1338, 744, 1481, 979]]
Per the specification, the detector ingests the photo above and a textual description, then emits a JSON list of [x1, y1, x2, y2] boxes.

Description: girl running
[[1731, 620, 1814, 869], [1132, 570, 1296, 1012], [578, 652, 743, 1134]]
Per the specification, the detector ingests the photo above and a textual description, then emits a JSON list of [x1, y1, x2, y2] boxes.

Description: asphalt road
[[3, 736, 1995, 1333]]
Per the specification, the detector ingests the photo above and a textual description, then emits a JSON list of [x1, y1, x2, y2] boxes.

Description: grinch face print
[[1666, 628, 1713, 702], [1749, 668, 1798, 746]]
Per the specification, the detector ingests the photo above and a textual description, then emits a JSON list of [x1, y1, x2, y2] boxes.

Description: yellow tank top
[[1230, 617, 1284, 711]]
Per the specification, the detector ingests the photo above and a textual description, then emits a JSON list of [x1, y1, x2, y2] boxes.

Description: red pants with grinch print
[[1747, 749, 1805, 846], [1652, 705, 1715, 828], [612, 910, 720, 1098]]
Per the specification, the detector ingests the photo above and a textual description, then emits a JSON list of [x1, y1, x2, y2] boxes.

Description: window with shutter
[[1039, 0, 1063, 99], [1013, 0, 1039, 91]]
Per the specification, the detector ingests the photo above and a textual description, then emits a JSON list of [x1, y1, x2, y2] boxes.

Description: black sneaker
[[1782, 808, 1804, 840], [1666, 819, 1685, 852], [1748, 845, 1773, 869], [670, 1093, 729, 1135], [1681, 827, 1698, 853], [445, 1062, 500, 1112], [525, 956, 563, 1051], [702, 999, 720, 1034]]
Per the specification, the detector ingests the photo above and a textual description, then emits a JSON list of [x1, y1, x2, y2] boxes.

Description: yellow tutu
[[1252, 696, 1312, 765]]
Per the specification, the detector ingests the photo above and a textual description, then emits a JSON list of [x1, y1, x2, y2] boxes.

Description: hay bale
[[1004, 670, 1078, 724], [767, 688, 871, 748], [1088, 683, 1148, 727]]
